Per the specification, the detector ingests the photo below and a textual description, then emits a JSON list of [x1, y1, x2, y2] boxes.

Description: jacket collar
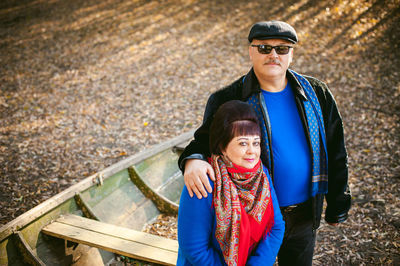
[[242, 68, 308, 101]]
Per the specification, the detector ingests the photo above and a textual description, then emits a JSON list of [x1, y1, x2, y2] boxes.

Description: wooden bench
[[42, 214, 178, 265]]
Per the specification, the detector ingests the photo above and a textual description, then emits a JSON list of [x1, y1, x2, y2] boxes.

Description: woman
[[177, 100, 284, 266]]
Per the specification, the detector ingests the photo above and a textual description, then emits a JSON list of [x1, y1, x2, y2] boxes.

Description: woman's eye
[[239, 142, 247, 146], [254, 141, 260, 146]]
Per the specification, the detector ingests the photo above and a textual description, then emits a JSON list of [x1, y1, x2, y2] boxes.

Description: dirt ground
[[1, 0, 399, 264]]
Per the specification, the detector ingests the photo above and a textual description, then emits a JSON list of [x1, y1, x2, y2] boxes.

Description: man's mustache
[[264, 59, 281, 65]]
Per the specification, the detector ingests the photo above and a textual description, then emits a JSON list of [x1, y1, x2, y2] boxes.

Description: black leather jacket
[[179, 68, 351, 229]]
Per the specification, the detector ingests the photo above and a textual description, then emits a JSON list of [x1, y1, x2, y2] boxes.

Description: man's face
[[249, 39, 294, 80]]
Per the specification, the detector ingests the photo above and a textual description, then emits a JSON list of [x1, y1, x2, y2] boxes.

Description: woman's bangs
[[231, 120, 260, 137]]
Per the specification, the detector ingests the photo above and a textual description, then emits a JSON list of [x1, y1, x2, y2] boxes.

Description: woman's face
[[222, 135, 261, 169]]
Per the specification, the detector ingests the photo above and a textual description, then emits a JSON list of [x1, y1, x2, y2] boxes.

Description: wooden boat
[[0, 130, 194, 266]]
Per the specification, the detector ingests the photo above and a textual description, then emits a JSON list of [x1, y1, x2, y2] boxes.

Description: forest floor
[[1, 0, 399, 264]]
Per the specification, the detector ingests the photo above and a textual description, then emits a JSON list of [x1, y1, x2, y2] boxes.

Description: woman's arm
[[246, 172, 285, 266], [177, 181, 225, 265]]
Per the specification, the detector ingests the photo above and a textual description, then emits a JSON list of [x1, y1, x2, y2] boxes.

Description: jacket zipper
[[257, 92, 274, 182]]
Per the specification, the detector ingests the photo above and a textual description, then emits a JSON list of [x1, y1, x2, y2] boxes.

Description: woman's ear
[[219, 144, 226, 156]]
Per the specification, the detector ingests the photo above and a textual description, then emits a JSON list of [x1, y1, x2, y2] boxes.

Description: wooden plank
[[14, 231, 45, 266], [42, 215, 178, 265], [57, 215, 178, 251], [74, 193, 99, 221], [43, 222, 177, 265], [134, 149, 181, 189], [128, 166, 179, 215]]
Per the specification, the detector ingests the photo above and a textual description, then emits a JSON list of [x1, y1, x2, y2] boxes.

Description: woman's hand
[[184, 159, 215, 199]]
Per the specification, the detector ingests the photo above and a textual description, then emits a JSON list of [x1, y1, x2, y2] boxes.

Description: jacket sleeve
[[246, 171, 285, 266], [178, 93, 224, 171], [310, 78, 351, 223], [177, 180, 225, 265], [178, 78, 244, 172]]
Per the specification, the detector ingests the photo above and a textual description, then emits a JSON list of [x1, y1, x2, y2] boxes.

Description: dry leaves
[[1, 0, 399, 264], [143, 214, 178, 240]]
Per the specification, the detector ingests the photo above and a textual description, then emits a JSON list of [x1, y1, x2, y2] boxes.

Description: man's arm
[[310, 77, 351, 223], [178, 79, 243, 198], [183, 159, 215, 199], [178, 88, 229, 171], [324, 87, 351, 223], [177, 93, 219, 199]]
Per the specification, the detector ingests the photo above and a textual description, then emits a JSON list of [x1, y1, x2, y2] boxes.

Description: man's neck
[[258, 76, 288, 93]]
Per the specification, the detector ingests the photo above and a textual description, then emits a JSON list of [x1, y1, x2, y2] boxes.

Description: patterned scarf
[[247, 70, 328, 196], [211, 154, 274, 266]]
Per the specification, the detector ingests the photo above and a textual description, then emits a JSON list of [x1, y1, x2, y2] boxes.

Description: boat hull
[[0, 131, 193, 265]]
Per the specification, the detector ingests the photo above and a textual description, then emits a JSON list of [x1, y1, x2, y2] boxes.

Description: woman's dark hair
[[209, 100, 261, 155]]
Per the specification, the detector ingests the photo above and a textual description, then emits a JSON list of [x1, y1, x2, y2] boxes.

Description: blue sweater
[[262, 84, 312, 207], [177, 168, 285, 265]]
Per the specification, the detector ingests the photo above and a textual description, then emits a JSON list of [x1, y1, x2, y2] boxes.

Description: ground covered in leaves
[[1, 0, 399, 264]]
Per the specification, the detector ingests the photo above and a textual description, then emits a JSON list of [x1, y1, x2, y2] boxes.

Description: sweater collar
[[242, 68, 308, 101]]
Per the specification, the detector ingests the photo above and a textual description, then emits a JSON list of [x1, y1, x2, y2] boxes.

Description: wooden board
[[42, 214, 178, 265]]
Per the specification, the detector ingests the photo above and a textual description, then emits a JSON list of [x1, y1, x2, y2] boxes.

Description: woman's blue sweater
[[177, 168, 285, 265]]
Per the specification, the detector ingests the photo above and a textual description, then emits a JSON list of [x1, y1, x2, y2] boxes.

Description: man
[[178, 21, 351, 265]]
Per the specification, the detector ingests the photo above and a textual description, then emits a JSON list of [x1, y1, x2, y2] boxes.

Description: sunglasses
[[251, 44, 293, 55]]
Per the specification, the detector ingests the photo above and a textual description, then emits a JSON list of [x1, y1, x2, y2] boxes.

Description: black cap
[[248, 21, 298, 43]]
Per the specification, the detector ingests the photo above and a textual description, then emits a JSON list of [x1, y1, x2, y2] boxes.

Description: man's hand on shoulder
[[184, 159, 215, 199]]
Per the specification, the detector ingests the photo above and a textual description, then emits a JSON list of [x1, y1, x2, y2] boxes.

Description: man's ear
[[288, 48, 294, 65], [249, 45, 253, 61]]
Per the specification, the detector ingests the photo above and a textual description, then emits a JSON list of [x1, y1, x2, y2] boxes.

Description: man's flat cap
[[248, 21, 298, 43]]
